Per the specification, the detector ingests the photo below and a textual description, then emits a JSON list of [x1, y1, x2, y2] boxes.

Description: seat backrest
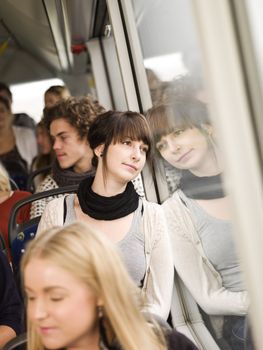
[[26, 165, 52, 192], [8, 184, 78, 271], [0, 231, 7, 255], [2, 333, 27, 350]]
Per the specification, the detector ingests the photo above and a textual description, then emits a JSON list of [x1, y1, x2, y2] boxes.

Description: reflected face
[[25, 258, 100, 350], [100, 138, 148, 184], [36, 126, 52, 155], [156, 127, 210, 172], [44, 92, 60, 108], [0, 101, 12, 128], [50, 118, 93, 173]]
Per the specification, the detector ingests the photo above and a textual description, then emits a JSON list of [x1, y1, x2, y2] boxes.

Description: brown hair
[[44, 96, 105, 140], [147, 97, 210, 146]]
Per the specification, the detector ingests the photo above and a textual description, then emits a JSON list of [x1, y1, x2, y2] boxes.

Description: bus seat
[[26, 165, 52, 192], [8, 184, 78, 272], [0, 231, 7, 255]]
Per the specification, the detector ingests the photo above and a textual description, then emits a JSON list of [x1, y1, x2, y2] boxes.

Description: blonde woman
[[22, 222, 197, 350]]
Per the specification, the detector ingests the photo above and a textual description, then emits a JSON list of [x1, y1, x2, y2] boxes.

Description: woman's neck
[[190, 148, 222, 177], [92, 172, 127, 197]]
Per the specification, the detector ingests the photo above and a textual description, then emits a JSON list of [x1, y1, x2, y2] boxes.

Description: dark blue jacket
[[0, 251, 24, 335]]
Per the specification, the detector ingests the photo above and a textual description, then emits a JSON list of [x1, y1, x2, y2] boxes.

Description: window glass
[[131, 0, 250, 348]]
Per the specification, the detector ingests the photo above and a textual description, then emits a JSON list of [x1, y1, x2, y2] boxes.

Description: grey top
[[65, 195, 146, 287], [179, 191, 244, 292]]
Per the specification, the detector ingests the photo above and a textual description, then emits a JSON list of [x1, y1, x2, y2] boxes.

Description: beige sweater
[[163, 190, 249, 316]]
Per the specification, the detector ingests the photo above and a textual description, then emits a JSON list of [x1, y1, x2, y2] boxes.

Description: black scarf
[[52, 160, 95, 187], [77, 176, 139, 220], [179, 169, 225, 199]]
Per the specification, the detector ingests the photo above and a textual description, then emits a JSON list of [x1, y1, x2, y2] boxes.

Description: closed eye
[[50, 297, 64, 302], [26, 295, 36, 302]]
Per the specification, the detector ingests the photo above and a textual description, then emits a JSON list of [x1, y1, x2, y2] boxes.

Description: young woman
[[37, 111, 173, 321], [30, 119, 54, 188], [22, 221, 197, 350], [0, 96, 37, 190], [30, 96, 105, 218], [30, 85, 71, 186], [147, 99, 249, 349]]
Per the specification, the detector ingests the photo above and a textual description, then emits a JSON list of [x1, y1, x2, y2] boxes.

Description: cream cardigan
[[163, 190, 249, 316], [37, 196, 174, 320]]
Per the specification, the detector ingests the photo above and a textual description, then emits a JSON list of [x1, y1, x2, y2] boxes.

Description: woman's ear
[[94, 144, 105, 158]]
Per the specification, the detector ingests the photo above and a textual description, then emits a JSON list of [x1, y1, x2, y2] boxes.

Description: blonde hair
[[0, 163, 11, 192], [21, 222, 166, 350]]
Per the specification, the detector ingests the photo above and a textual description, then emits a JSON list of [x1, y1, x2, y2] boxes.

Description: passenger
[[44, 85, 71, 108], [0, 95, 37, 190], [0, 163, 31, 260], [30, 96, 105, 218], [147, 99, 249, 349], [30, 119, 54, 188], [0, 82, 36, 130], [22, 221, 197, 350], [37, 110, 174, 321], [30, 85, 70, 189], [0, 249, 24, 348]]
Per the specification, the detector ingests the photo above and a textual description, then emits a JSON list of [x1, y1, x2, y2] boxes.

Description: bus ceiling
[[0, 0, 99, 85]]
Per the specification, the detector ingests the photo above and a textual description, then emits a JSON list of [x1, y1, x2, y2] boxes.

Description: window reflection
[[131, 0, 250, 349]]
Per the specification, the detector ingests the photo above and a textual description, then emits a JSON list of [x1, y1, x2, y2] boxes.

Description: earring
[[98, 306, 110, 350], [98, 305, 104, 318], [100, 152, 103, 157]]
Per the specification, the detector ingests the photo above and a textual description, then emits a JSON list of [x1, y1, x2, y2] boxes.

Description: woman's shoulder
[[141, 198, 162, 212], [12, 190, 32, 198], [44, 195, 65, 210]]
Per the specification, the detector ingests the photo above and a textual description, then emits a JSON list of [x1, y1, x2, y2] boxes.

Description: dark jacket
[[166, 329, 199, 350], [0, 250, 24, 335]]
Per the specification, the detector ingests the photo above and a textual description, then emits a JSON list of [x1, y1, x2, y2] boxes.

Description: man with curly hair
[[30, 96, 105, 218]]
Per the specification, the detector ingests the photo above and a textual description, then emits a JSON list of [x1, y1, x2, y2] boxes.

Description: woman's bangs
[[113, 116, 151, 147]]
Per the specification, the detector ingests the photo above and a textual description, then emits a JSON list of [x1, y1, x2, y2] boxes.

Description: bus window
[[127, 0, 250, 348]]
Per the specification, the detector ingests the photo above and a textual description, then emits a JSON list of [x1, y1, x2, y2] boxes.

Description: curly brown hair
[[43, 96, 105, 139]]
